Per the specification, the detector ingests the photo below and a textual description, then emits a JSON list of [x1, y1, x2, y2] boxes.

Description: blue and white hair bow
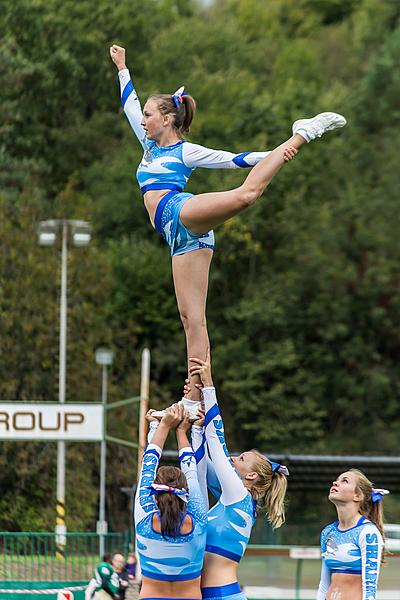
[[150, 483, 189, 503], [371, 488, 390, 503], [172, 86, 187, 107], [268, 459, 290, 477]]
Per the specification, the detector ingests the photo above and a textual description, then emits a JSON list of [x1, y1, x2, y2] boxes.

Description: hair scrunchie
[[268, 459, 290, 477], [371, 487, 390, 503], [172, 86, 188, 107], [150, 483, 189, 503]]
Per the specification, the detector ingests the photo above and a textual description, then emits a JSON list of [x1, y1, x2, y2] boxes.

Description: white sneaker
[[292, 112, 346, 143], [151, 399, 202, 422]]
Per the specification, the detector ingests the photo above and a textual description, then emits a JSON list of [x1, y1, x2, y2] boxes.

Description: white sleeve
[[206, 455, 222, 499], [118, 68, 147, 150], [178, 446, 208, 522], [147, 421, 159, 443], [134, 442, 162, 525], [359, 524, 383, 600], [190, 425, 208, 508], [182, 142, 271, 170], [316, 560, 331, 599], [85, 578, 97, 600], [202, 387, 247, 505]]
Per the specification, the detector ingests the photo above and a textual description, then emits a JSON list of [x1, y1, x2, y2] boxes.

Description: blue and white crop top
[[118, 69, 271, 194], [191, 387, 256, 563], [317, 516, 384, 600], [134, 424, 208, 581]]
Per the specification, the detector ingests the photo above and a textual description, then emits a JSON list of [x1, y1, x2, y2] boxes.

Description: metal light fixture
[[95, 348, 114, 367], [72, 221, 92, 247]]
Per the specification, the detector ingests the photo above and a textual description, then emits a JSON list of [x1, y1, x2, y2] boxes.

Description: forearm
[[147, 421, 158, 444], [176, 429, 190, 451], [151, 423, 170, 450], [202, 387, 245, 502], [117, 68, 147, 148], [183, 143, 272, 170]]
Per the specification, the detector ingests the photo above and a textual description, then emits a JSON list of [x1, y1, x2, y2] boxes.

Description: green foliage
[[1, 0, 399, 531]]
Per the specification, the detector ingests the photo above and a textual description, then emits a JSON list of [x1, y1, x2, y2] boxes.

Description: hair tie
[[172, 86, 188, 108], [150, 483, 189, 503], [268, 459, 289, 477], [371, 487, 390, 503]]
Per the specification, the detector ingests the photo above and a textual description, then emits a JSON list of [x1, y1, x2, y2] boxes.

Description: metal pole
[[137, 348, 150, 476], [99, 364, 108, 557], [56, 222, 67, 559], [295, 558, 303, 600], [135, 348, 150, 579]]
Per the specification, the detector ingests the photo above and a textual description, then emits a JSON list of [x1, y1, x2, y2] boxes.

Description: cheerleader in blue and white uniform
[[317, 469, 388, 600], [135, 404, 207, 600], [110, 44, 347, 411], [186, 352, 289, 600]]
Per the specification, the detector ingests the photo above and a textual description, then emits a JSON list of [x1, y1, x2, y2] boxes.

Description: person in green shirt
[[94, 555, 120, 600]]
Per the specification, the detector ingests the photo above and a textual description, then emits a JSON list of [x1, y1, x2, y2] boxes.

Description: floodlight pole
[[99, 362, 108, 557], [55, 222, 68, 559], [135, 348, 150, 580], [38, 218, 91, 559]]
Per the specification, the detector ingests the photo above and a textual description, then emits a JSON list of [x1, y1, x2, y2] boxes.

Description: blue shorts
[[154, 191, 215, 257], [201, 582, 246, 600]]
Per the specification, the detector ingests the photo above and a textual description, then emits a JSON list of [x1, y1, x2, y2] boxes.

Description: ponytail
[[250, 449, 288, 529], [350, 468, 388, 562], [154, 466, 188, 538], [149, 93, 196, 135]]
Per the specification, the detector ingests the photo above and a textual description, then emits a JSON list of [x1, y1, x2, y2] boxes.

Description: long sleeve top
[[117, 69, 271, 194]]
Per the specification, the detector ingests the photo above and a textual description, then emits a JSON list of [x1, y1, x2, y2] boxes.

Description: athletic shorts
[[201, 582, 246, 600], [154, 191, 215, 257]]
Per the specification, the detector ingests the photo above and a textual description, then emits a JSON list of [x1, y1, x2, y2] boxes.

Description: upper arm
[[202, 387, 246, 504], [317, 529, 330, 599], [207, 456, 222, 499], [118, 68, 147, 150], [183, 142, 271, 170], [359, 525, 383, 600], [191, 425, 209, 507], [134, 443, 161, 524]]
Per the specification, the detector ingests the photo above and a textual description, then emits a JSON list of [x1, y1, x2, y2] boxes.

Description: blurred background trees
[[0, 0, 399, 532]]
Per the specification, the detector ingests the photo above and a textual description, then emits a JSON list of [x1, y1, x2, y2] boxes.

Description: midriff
[[327, 573, 362, 600], [201, 551, 239, 588], [144, 189, 174, 227], [140, 575, 202, 599]]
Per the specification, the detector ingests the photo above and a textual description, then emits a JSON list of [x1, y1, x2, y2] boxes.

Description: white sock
[[297, 129, 310, 143], [180, 397, 200, 406]]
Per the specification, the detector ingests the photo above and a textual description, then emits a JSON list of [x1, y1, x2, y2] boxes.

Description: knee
[[179, 310, 206, 333], [238, 185, 260, 208]]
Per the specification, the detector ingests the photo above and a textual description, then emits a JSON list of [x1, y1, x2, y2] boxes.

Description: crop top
[[317, 516, 384, 600], [117, 69, 271, 193], [134, 426, 208, 581]]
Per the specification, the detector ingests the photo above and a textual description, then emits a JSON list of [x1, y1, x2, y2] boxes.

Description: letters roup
[[0, 411, 85, 432]]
